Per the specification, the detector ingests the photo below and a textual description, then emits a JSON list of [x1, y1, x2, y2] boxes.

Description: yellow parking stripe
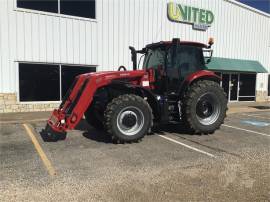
[[0, 119, 47, 124], [22, 124, 56, 176]]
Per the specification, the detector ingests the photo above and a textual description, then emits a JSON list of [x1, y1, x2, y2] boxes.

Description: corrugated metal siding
[[0, 0, 269, 93]]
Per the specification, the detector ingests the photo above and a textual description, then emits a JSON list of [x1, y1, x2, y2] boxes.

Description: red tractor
[[45, 38, 227, 143]]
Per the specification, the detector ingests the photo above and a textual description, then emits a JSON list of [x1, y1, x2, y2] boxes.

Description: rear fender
[[178, 70, 221, 98]]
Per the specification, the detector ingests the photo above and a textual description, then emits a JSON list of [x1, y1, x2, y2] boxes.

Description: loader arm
[[47, 70, 148, 134]]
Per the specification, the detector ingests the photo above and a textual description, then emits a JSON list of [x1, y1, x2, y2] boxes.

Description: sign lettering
[[168, 2, 214, 30]]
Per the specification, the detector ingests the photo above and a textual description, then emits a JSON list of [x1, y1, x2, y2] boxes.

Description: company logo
[[167, 2, 214, 31]]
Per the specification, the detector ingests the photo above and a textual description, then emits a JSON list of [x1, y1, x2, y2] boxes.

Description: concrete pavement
[[1, 111, 270, 201]]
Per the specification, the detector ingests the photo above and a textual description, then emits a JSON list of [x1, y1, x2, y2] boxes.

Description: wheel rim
[[196, 92, 221, 125], [116, 106, 144, 136]]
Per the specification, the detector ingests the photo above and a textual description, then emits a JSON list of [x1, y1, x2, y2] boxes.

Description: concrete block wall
[[0, 93, 59, 113], [256, 91, 269, 102]]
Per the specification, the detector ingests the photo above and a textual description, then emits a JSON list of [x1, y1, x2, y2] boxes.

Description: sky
[[238, 0, 270, 14]]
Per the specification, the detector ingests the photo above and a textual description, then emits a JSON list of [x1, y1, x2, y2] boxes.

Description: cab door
[[143, 48, 167, 95]]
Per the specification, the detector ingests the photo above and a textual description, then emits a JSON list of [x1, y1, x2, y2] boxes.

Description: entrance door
[[222, 73, 239, 101], [230, 74, 239, 101], [222, 74, 230, 100], [239, 74, 256, 101]]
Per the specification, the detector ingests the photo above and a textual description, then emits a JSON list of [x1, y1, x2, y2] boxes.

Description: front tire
[[183, 80, 227, 134], [104, 94, 153, 143], [85, 104, 104, 130]]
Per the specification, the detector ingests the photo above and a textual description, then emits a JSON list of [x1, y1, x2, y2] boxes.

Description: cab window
[[143, 48, 165, 69]]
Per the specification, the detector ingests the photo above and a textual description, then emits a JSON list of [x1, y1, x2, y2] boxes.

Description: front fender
[[108, 82, 160, 121]]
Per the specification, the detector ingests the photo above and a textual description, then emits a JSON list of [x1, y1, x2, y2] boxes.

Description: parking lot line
[[22, 124, 56, 176], [243, 113, 270, 120], [223, 124, 270, 137], [0, 118, 47, 124], [158, 135, 216, 158]]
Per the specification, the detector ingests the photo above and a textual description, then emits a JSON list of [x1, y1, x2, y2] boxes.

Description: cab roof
[[146, 41, 208, 49]]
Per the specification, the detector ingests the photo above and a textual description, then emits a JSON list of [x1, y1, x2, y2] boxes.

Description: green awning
[[205, 57, 268, 73]]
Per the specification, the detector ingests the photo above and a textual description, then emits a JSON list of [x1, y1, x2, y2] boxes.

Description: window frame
[[14, 0, 97, 22], [17, 62, 96, 103]]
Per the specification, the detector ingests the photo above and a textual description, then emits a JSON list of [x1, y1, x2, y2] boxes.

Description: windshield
[[143, 48, 166, 69], [167, 45, 205, 80], [168, 45, 205, 69], [143, 46, 204, 70]]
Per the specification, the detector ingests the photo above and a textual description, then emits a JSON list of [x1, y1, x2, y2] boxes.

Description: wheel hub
[[197, 101, 213, 118], [117, 107, 144, 136], [196, 93, 221, 125], [122, 113, 137, 128]]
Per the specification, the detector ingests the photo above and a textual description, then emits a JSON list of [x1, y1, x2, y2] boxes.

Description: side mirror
[[203, 49, 213, 64], [129, 46, 136, 61]]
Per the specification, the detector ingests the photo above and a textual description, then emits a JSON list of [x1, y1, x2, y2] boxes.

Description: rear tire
[[104, 94, 153, 143], [183, 80, 227, 134]]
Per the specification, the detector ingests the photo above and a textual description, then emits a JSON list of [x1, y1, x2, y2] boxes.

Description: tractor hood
[[77, 69, 147, 84]]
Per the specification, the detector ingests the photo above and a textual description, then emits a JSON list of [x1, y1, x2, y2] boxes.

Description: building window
[[17, 0, 96, 19], [17, 0, 58, 13], [60, 0, 95, 19], [19, 63, 60, 101], [19, 63, 96, 102]]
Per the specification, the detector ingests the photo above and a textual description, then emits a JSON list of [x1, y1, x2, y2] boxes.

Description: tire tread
[[104, 94, 153, 143], [183, 80, 227, 134]]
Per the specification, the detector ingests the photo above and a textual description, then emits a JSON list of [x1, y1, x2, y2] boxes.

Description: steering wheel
[[118, 66, 127, 71]]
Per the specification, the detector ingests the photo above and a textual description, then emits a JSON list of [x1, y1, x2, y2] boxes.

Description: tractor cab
[[130, 38, 214, 95]]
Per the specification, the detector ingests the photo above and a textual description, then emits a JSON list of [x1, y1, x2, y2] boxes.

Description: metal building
[[0, 0, 269, 113]]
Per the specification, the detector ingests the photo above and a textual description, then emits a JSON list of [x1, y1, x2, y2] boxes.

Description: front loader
[[45, 38, 227, 143]]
